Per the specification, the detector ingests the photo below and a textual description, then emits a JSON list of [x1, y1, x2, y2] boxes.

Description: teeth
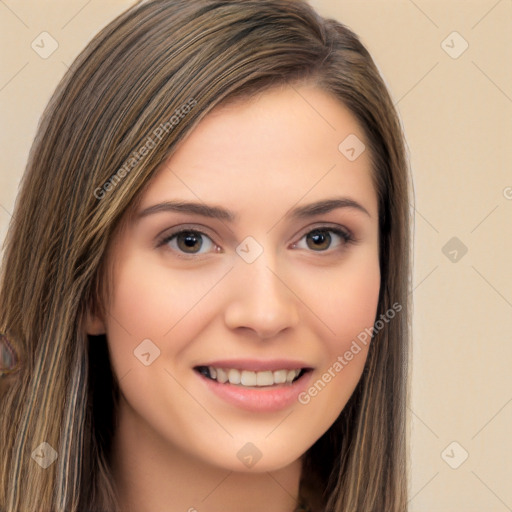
[[256, 371, 274, 386], [216, 367, 228, 384], [273, 369, 287, 384], [227, 368, 241, 385], [241, 370, 257, 386], [201, 367, 303, 387], [286, 370, 297, 383]]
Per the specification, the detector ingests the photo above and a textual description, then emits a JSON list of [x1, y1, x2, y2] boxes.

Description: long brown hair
[[0, 1, 411, 510]]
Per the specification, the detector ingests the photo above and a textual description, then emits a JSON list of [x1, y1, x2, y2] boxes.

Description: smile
[[195, 366, 307, 387]]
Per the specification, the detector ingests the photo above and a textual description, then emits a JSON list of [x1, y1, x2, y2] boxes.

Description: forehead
[[138, 85, 377, 221]]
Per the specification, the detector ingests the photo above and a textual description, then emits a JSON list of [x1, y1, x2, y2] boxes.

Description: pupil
[[178, 232, 202, 252], [307, 230, 330, 250]]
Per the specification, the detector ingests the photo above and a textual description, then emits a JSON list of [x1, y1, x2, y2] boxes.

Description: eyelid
[[155, 223, 218, 243], [290, 222, 355, 245]]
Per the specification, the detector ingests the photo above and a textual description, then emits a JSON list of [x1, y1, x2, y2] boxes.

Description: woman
[[0, 1, 412, 510]]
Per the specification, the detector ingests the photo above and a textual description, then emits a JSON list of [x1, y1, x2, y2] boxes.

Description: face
[[88, 84, 380, 473]]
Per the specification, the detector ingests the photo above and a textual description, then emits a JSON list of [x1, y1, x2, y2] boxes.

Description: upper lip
[[195, 359, 313, 372]]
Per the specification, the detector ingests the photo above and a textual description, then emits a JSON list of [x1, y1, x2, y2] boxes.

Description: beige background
[[1, 0, 511, 510]]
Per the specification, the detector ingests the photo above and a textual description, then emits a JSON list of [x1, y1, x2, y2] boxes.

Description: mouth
[[193, 360, 315, 412], [194, 366, 311, 388]]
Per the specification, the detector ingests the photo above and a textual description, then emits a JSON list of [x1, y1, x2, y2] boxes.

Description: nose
[[223, 254, 300, 339]]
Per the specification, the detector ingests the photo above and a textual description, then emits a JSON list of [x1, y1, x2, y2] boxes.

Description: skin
[[86, 84, 380, 512]]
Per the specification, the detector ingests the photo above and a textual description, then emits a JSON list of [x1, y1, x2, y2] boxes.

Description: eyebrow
[[136, 197, 371, 222]]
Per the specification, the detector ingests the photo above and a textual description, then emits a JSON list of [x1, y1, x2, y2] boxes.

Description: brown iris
[[176, 231, 203, 253], [306, 230, 332, 251]]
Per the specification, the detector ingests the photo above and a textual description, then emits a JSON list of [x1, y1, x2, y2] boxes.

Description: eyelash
[[156, 225, 356, 259]]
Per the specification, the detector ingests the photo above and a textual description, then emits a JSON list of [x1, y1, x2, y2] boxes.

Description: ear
[[84, 306, 107, 336]]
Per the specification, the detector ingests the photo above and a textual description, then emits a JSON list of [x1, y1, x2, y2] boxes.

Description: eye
[[156, 225, 355, 258], [157, 229, 218, 256], [292, 227, 354, 252]]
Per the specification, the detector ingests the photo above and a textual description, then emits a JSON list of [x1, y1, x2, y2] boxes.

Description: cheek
[[296, 252, 380, 420], [332, 267, 381, 345], [102, 251, 170, 375], [108, 251, 198, 332], [103, 252, 225, 368], [311, 251, 381, 353]]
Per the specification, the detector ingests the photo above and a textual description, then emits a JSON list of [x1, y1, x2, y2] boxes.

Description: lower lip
[[196, 370, 313, 412]]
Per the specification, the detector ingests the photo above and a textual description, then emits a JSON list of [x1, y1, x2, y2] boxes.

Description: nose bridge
[[223, 245, 300, 337]]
